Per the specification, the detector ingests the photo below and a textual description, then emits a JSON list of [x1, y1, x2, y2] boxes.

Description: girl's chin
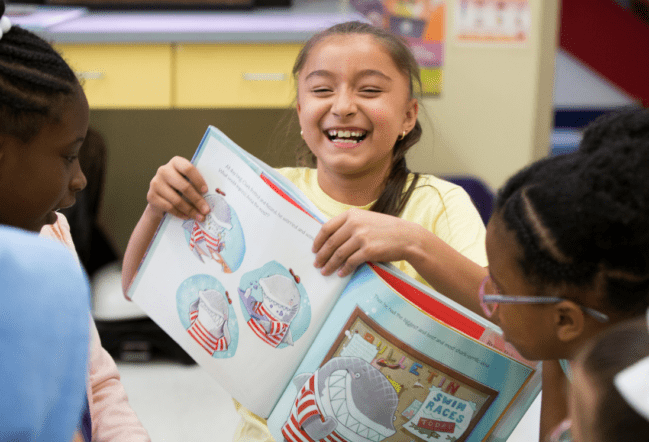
[[45, 211, 58, 226]]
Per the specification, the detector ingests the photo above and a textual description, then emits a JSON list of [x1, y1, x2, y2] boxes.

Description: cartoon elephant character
[[282, 356, 398, 442]]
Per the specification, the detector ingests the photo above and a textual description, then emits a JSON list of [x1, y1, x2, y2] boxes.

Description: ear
[[553, 301, 586, 343], [402, 98, 418, 134]]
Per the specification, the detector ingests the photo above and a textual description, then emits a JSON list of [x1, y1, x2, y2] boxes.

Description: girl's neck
[[316, 164, 390, 206]]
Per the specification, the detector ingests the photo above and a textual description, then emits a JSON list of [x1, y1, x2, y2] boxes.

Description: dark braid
[[496, 107, 649, 314], [292, 21, 422, 217], [0, 17, 79, 143]]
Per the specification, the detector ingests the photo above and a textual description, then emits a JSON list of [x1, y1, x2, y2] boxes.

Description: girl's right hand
[[146, 156, 210, 222]]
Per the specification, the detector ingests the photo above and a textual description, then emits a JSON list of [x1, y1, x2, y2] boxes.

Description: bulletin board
[[322, 307, 499, 442]]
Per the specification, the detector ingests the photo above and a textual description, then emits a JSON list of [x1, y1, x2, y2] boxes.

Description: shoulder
[[39, 212, 78, 257], [1, 225, 82, 279], [0, 225, 90, 440], [276, 167, 320, 198], [407, 174, 475, 208], [276, 167, 316, 184]]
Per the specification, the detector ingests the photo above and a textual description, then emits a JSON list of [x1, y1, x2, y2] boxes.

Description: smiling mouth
[[327, 370, 386, 442], [326, 129, 367, 144]]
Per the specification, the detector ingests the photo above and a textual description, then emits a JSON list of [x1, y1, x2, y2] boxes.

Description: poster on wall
[[455, 0, 531, 45], [350, 0, 445, 96]]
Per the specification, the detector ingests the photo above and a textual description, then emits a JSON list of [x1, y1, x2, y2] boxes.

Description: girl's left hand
[[312, 209, 419, 277]]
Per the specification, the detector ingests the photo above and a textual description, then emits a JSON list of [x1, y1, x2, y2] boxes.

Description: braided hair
[[292, 21, 422, 217], [0, 1, 79, 143], [496, 107, 649, 314]]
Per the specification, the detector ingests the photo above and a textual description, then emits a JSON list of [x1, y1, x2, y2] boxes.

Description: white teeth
[[327, 129, 367, 140], [327, 129, 367, 144]]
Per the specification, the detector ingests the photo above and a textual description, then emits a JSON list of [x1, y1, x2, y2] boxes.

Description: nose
[[70, 161, 87, 193], [331, 89, 357, 118]]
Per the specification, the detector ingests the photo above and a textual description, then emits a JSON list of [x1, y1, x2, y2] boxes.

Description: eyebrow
[[304, 69, 393, 82]]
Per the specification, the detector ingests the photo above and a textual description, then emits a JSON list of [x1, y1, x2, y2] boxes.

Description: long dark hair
[[495, 107, 649, 315], [292, 21, 423, 217], [0, 1, 79, 143]]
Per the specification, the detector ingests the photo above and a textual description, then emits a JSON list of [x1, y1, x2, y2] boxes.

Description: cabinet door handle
[[241, 73, 287, 81], [75, 71, 105, 80]]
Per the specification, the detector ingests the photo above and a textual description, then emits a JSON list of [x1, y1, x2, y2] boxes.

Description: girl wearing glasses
[[477, 107, 649, 441]]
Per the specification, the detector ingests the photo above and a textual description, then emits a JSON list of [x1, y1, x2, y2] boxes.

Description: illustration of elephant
[[282, 356, 398, 442], [183, 193, 233, 271]]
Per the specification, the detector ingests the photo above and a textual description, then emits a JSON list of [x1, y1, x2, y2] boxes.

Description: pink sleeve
[[39, 213, 78, 259], [87, 320, 151, 442], [40, 215, 150, 441]]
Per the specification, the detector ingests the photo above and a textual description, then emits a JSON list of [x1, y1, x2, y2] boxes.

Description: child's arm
[[312, 209, 488, 317], [87, 320, 150, 441], [539, 359, 569, 442], [121, 156, 209, 296]]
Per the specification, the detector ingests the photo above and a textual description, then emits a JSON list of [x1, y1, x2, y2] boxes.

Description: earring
[[300, 130, 304, 140], [398, 130, 407, 141]]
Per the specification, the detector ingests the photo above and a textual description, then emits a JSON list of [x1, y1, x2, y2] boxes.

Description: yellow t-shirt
[[233, 167, 488, 442]]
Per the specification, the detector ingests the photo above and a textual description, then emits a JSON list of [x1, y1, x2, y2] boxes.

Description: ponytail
[[370, 120, 422, 217]]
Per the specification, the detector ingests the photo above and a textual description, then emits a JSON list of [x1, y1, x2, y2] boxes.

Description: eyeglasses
[[478, 275, 609, 323]]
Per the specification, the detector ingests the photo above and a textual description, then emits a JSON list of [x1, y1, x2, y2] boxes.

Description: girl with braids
[[0, 5, 150, 441], [478, 107, 649, 441], [122, 21, 489, 442]]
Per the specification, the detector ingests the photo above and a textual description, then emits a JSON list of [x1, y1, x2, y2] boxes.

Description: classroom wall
[[407, 0, 561, 192], [92, 0, 561, 255]]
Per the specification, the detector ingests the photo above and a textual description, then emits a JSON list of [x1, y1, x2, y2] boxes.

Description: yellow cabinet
[[174, 44, 301, 108], [54, 44, 173, 109]]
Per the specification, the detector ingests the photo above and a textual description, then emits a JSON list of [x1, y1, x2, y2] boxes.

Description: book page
[[267, 264, 540, 442], [128, 127, 350, 418]]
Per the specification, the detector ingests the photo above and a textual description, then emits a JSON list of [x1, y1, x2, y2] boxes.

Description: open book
[[128, 126, 541, 442]]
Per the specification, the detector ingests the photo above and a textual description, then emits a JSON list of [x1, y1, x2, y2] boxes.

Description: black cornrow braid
[[0, 37, 76, 81], [502, 187, 597, 287], [0, 23, 79, 142], [496, 108, 649, 314]]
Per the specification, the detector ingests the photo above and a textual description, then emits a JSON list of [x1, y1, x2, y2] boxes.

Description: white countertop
[[10, 0, 367, 43]]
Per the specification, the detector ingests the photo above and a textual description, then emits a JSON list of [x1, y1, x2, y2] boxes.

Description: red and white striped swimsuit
[[189, 222, 222, 255], [187, 308, 228, 354], [281, 374, 345, 442], [247, 302, 289, 348]]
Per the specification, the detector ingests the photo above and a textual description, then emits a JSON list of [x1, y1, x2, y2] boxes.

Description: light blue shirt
[[0, 226, 90, 441]]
